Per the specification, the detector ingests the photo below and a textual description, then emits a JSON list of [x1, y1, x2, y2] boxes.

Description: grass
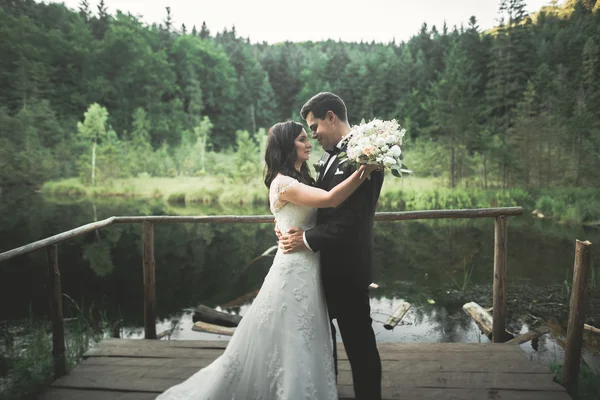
[[41, 175, 600, 224], [0, 301, 117, 400], [550, 362, 600, 400]]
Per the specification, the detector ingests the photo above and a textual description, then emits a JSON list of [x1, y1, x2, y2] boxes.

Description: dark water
[[1, 190, 599, 365]]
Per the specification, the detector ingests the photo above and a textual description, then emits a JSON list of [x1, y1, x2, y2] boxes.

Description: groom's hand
[[274, 220, 283, 240], [279, 228, 306, 253]]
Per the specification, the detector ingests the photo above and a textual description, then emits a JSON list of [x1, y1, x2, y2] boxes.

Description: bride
[[156, 120, 376, 400]]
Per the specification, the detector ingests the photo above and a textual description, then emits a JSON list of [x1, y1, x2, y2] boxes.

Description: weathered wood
[[38, 388, 159, 400], [192, 305, 242, 327], [192, 321, 236, 336], [339, 387, 570, 400], [47, 245, 66, 379], [338, 370, 562, 391], [506, 326, 550, 345], [374, 207, 523, 221], [50, 365, 562, 392], [462, 302, 494, 338], [39, 338, 571, 400], [383, 301, 411, 330], [493, 215, 508, 343], [89, 338, 526, 353], [0, 217, 115, 263], [110, 207, 523, 225], [562, 239, 592, 398], [584, 323, 600, 335], [84, 346, 226, 359], [39, 386, 570, 400], [89, 338, 228, 349], [80, 355, 547, 373], [114, 215, 275, 224], [142, 222, 156, 340]]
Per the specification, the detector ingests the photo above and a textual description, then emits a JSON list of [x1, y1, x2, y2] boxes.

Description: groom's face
[[305, 111, 337, 150]]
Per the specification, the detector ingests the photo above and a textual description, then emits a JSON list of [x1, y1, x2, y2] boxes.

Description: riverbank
[[40, 177, 600, 224]]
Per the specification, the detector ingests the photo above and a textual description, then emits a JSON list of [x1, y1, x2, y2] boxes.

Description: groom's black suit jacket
[[305, 148, 384, 315]]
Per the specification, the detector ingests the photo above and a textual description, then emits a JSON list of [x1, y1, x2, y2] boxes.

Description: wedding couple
[[157, 92, 384, 400]]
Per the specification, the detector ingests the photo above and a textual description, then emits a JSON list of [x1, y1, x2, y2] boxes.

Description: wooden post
[[562, 240, 592, 398], [143, 222, 157, 339], [492, 215, 507, 343], [46, 245, 66, 378]]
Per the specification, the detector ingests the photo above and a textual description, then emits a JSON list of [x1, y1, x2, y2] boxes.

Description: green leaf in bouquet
[[391, 169, 402, 178]]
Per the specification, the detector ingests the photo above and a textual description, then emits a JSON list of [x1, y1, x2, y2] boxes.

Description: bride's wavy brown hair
[[264, 121, 315, 189]]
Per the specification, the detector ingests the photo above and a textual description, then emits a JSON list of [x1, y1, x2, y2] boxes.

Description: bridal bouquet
[[339, 118, 411, 178]]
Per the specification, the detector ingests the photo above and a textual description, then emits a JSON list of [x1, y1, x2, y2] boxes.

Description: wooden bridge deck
[[37, 338, 570, 400]]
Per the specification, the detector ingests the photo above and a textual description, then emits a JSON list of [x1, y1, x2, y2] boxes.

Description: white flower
[[383, 157, 397, 167], [389, 145, 402, 157], [374, 137, 386, 147]]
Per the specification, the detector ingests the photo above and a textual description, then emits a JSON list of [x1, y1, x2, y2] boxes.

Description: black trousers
[[328, 288, 382, 400]]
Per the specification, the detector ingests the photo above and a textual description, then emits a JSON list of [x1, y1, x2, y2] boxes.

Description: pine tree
[[78, 0, 90, 21], [200, 21, 210, 39]]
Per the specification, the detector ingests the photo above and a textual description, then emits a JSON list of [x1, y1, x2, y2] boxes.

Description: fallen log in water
[[462, 302, 515, 341], [192, 321, 236, 336], [463, 302, 494, 338], [584, 323, 600, 335], [506, 326, 550, 345], [383, 301, 411, 330], [192, 304, 242, 327]]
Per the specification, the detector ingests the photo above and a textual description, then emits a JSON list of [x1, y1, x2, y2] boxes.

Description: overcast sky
[[47, 0, 557, 44]]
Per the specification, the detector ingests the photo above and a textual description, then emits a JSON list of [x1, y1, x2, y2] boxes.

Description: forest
[[0, 0, 599, 193]]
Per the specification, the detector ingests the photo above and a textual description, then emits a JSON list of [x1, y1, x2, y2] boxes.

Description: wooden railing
[[0, 207, 523, 378]]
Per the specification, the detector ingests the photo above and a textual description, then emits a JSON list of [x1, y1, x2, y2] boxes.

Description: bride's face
[[295, 129, 312, 164]]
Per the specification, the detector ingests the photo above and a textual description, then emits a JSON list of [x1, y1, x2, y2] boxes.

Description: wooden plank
[[51, 367, 562, 393], [88, 338, 228, 349], [562, 239, 592, 398], [51, 369, 181, 392], [80, 357, 216, 368], [38, 388, 158, 400], [142, 221, 156, 340], [338, 386, 571, 400], [337, 371, 562, 391], [79, 354, 548, 374], [40, 385, 571, 400], [83, 345, 528, 362], [74, 364, 198, 380], [386, 342, 522, 353], [84, 346, 225, 359], [493, 215, 508, 343], [90, 339, 524, 353]]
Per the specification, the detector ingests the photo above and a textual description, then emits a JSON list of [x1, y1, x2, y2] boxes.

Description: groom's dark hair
[[300, 92, 348, 123]]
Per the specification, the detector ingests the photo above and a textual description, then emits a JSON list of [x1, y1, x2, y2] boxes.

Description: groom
[[278, 92, 383, 400]]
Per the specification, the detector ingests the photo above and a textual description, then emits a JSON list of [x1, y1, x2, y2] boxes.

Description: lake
[[1, 189, 599, 366]]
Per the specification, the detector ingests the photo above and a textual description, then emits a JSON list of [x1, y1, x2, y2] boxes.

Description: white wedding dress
[[156, 174, 338, 400]]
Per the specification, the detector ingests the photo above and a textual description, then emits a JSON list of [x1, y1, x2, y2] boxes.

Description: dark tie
[[325, 147, 341, 157]]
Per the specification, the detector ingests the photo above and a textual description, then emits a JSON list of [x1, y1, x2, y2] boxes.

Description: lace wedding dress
[[156, 174, 337, 400]]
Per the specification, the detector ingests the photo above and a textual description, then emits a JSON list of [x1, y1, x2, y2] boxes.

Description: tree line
[[0, 0, 599, 188]]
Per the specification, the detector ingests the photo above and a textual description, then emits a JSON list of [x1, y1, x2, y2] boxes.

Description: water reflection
[[1, 192, 600, 367]]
